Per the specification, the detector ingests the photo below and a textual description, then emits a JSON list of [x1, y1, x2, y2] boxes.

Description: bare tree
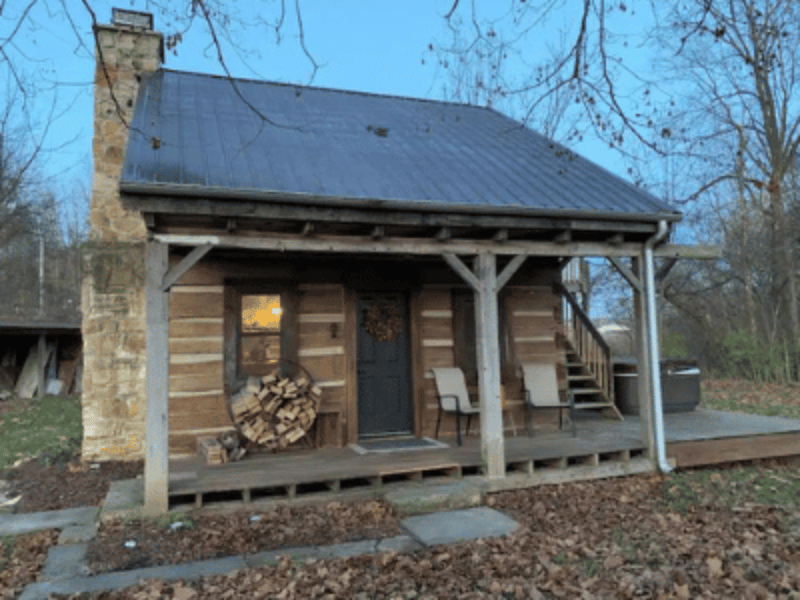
[[659, 0, 800, 345]]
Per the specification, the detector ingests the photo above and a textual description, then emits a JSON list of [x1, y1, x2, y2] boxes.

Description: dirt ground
[[0, 456, 143, 513], [86, 499, 402, 574]]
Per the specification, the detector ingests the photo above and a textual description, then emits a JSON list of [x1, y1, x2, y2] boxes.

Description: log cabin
[[83, 9, 709, 514]]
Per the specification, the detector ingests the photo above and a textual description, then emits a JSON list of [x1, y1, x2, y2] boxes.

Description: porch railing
[[553, 282, 613, 406]]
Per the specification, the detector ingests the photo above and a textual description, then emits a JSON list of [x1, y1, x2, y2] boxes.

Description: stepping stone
[[385, 482, 481, 515], [376, 535, 423, 554], [99, 478, 143, 522], [58, 523, 98, 545], [0, 506, 99, 536], [40, 544, 90, 581], [401, 506, 519, 547]]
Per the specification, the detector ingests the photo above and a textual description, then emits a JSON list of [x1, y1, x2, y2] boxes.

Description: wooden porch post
[[144, 241, 170, 514], [632, 256, 656, 458], [474, 253, 505, 478], [37, 333, 46, 398]]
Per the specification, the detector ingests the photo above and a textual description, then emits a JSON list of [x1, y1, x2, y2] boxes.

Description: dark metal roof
[[121, 69, 680, 222]]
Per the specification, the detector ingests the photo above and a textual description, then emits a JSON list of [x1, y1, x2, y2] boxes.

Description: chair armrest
[[439, 393, 469, 413]]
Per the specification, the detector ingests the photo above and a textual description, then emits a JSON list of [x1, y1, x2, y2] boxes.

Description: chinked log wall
[[166, 256, 352, 456], [417, 285, 564, 439], [165, 255, 565, 456]]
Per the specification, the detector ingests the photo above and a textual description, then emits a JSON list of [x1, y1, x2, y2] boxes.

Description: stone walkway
[[2, 481, 519, 600]]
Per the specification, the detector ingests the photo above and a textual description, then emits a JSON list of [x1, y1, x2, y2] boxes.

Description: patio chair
[[430, 367, 481, 446], [519, 363, 576, 437]]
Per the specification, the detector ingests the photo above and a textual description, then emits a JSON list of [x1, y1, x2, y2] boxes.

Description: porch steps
[[564, 346, 623, 420]]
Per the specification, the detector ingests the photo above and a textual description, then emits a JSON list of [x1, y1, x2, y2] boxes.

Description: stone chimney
[[82, 9, 163, 461], [92, 8, 163, 240]]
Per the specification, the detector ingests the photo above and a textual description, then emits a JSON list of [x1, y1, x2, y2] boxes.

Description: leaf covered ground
[[56, 459, 800, 599], [0, 529, 59, 599]]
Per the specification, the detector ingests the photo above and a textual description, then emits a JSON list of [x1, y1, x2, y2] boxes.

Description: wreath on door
[[363, 302, 402, 342]]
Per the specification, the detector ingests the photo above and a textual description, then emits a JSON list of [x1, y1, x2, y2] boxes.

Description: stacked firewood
[[230, 372, 322, 451]]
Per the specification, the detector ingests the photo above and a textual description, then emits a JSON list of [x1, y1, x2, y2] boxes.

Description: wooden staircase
[[554, 282, 623, 420]]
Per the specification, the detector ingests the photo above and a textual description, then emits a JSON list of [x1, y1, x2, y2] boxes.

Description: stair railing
[[552, 282, 613, 405]]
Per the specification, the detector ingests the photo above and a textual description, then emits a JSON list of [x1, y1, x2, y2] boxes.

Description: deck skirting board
[[667, 431, 800, 468]]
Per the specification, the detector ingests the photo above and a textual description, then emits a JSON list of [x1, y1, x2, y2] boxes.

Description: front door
[[357, 292, 412, 436]]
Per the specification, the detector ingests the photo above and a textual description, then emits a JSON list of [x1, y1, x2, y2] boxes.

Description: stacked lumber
[[197, 431, 247, 465], [230, 371, 322, 451], [197, 436, 226, 465]]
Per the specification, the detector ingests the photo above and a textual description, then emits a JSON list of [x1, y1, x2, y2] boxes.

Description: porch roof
[[120, 69, 680, 230]]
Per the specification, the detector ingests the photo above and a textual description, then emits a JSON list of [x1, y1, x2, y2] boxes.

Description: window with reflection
[[240, 294, 283, 375]]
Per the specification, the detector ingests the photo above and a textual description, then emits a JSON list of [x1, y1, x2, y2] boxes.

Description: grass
[[701, 378, 800, 420], [661, 462, 800, 514], [0, 395, 82, 469]]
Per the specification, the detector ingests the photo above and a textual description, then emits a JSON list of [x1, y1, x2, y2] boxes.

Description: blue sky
[[3, 1, 664, 226]]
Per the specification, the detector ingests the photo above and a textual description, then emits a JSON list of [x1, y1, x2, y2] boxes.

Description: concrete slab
[[0, 506, 99, 536], [19, 555, 248, 600], [376, 535, 423, 554], [58, 523, 98, 545], [402, 506, 519, 547], [244, 546, 320, 567], [385, 482, 481, 515], [317, 539, 378, 559], [99, 478, 143, 522], [40, 544, 90, 581]]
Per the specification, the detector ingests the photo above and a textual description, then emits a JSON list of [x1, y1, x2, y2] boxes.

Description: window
[[239, 294, 283, 376], [452, 290, 508, 386]]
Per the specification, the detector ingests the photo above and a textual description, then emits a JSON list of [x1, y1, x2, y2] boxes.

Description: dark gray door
[[357, 292, 412, 436]]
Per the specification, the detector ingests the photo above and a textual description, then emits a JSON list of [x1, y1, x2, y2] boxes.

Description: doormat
[[350, 436, 449, 455]]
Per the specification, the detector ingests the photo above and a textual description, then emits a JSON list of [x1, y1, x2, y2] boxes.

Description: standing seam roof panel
[[121, 70, 678, 220]]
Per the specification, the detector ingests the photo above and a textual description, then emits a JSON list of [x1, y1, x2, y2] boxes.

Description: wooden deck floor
[[168, 408, 800, 509]]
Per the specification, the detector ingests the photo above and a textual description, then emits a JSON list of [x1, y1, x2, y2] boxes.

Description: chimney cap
[[111, 8, 154, 30]]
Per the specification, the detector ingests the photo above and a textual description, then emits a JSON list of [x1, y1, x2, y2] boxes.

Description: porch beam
[[474, 253, 506, 478], [154, 232, 655, 258], [494, 254, 527, 293], [442, 253, 480, 291], [125, 194, 665, 235], [652, 244, 719, 259], [608, 256, 642, 292], [554, 230, 571, 244], [492, 229, 509, 242], [161, 244, 212, 291], [435, 227, 451, 241], [144, 241, 170, 515]]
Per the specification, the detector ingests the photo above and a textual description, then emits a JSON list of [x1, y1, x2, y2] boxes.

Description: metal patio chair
[[430, 367, 481, 446], [519, 363, 576, 437]]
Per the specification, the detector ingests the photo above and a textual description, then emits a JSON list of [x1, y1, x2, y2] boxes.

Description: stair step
[[567, 374, 595, 381], [573, 401, 616, 410], [570, 388, 603, 394]]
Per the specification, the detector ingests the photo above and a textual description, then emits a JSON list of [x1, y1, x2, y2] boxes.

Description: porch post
[[144, 241, 170, 514], [474, 252, 505, 478], [37, 333, 46, 398], [632, 257, 656, 458]]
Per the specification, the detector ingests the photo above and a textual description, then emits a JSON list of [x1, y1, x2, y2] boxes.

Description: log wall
[[159, 254, 565, 456], [168, 280, 232, 457], [296, 284, 348, 448]]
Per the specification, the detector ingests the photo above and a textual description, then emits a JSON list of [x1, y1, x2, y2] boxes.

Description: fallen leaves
[[0, 529, 58, 600]]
